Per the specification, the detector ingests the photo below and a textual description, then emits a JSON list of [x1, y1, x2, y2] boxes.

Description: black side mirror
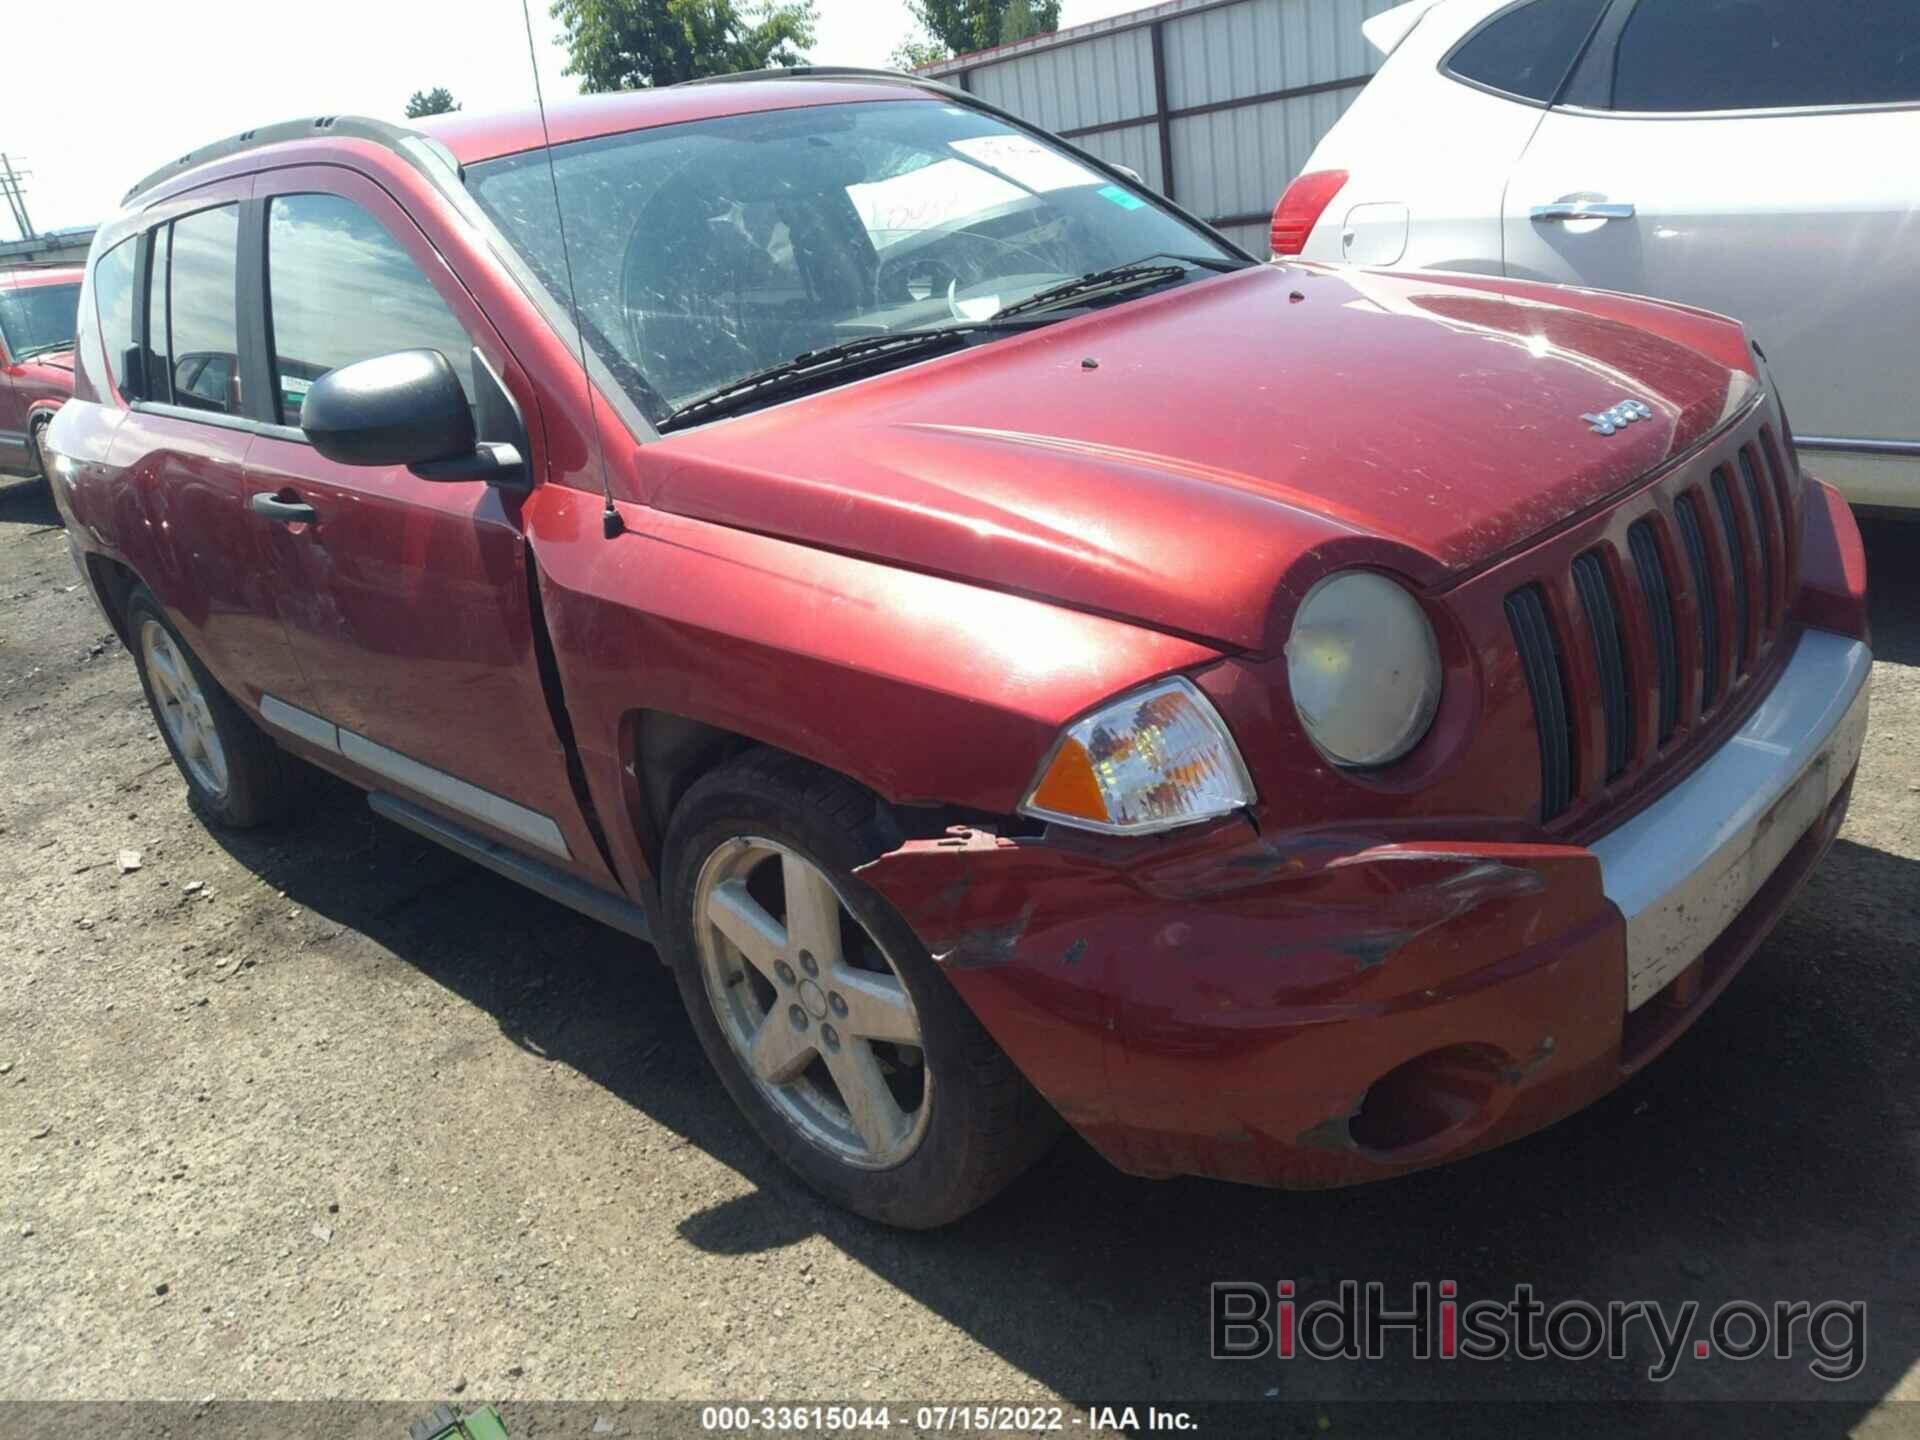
[[300, 349, 476, 469]]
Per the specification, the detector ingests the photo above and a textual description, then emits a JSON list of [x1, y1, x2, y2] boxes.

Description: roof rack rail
[[673, 66, 962, 98], [120, 115, 437, 206]]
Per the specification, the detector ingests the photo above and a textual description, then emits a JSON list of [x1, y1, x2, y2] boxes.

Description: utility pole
[[0, 154, 36, 242]]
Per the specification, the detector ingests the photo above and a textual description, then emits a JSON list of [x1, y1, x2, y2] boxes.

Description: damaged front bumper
[[856, 624, 1869, 1190]]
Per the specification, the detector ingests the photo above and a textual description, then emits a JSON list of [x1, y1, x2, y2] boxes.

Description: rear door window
[[163, 205, 242, 415], [1446, 0, 1612, 103], [1611, 0, 1920, 112], [264, 193, 474, 425]]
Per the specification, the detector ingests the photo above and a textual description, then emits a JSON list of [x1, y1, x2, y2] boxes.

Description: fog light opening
[[1347, 1045, 1508, 1155]]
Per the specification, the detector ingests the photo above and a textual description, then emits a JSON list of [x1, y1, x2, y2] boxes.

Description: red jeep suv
[[0, 263, 81, 484], [46, 72, 1870, 1227]]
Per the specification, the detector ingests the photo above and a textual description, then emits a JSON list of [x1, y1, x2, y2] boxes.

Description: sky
[[2, 0, 1144, 240]]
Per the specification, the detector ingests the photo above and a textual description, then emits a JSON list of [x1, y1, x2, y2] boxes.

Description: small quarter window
[[265, 193, 474, 426], [92, 238, 138, 398], [1612, 0, 1920, 112], [1446, 0, 1611, 103], [143, 224, 173, 402]]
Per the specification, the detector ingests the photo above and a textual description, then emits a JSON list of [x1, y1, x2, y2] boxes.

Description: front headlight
[[1019, 677, 1255, 835], [1285, 570, 1441, 768]]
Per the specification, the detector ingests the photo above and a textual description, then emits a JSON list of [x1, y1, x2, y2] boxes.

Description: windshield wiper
[[657, 251, 1247, 432], [988, 251, 1244, 324], [1144, 252, 1251, 273], [990, 263, 1190, 322], [10, 339, 72, 361], [660, 325, 1012, 432]]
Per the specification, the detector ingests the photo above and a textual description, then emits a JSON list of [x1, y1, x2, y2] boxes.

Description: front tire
[[662, 750, 1058, 1228], [126, 585, 291, 829]]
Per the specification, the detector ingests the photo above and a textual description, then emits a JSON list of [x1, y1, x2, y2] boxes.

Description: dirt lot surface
[[1, 472, 1916, 1429]]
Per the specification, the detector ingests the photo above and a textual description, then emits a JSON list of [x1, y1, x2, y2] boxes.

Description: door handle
[[250, 491, 316, 524], [1531, 201, 1635, 223]]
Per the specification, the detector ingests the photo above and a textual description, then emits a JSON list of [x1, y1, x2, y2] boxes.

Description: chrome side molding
[[256, 693, 573, 861]]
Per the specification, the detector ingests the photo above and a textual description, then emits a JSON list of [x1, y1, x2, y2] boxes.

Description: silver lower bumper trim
[[1593, 628, 1871, 1010]]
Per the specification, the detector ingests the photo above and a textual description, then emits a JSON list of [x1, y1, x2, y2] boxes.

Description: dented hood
[[650, 263, 1757, 653]]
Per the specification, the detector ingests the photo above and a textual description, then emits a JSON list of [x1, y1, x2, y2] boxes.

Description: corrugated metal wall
[[967, 28, 1159, 132], [929, 0, 1397, 255]]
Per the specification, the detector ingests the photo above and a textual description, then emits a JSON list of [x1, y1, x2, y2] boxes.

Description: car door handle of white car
[[1531, 201, 1636, 222], [250, 492, 316, 524]]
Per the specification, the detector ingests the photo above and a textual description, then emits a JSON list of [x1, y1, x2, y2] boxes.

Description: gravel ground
[[1, 472, 1916, 1427]]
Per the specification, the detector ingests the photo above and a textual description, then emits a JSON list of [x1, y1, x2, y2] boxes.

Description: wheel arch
[[624, 707, 762, 883], [81, 551, 142, 646], [616, 707, 1038, 909], [523, 497, 1225, 912]]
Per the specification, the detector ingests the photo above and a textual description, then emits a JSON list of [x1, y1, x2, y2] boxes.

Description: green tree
[[900, 0, 1058, 60], [997, 0, 1040, 44], [550, 0, 818, 91], [404, 87, 462, 118], [889, 34, 951, 70]]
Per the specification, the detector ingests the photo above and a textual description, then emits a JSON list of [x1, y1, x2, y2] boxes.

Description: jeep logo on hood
[[1582, 398, 1654, 436]]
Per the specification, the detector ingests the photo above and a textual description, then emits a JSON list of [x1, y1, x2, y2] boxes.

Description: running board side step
[[368, 791, 654, 944]]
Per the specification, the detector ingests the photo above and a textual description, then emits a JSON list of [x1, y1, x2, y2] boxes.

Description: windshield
[[465, 99, 1242, 423], [0, 281, 81, 358]]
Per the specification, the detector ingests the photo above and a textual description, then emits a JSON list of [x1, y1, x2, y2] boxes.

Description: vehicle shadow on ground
[[196, 520, 1917, 1419], [212, 781, 1920, 1416], [0, 476, 61, 530], [1863, 515, 1920, 665]]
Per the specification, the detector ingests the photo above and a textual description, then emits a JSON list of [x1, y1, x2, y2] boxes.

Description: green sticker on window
[[1097, 184, 1147, 211]]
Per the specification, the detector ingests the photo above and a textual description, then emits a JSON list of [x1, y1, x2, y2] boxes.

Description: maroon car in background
[[0, 263, 80, 483], [45, 73, 1870, 1227]]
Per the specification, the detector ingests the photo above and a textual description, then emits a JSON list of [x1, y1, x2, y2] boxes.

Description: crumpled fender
[[856, 819, 1623, 1185]]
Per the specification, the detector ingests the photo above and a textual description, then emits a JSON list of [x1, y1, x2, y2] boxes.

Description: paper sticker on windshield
[[950, 135, 1099, 193], [1097, 184, 1146, 211]]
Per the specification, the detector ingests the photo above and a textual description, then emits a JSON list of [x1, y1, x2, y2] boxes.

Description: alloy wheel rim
[[140, 619, 229, 798], [694, 836, 931, 1170]]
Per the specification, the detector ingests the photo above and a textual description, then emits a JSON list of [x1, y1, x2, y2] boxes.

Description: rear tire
[[126, 585, 291, 829], [662, 749, 1059, 1228], [26, 416, 51, 483]]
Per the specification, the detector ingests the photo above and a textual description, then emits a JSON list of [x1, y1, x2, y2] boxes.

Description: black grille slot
[[1505, 585, 1575, 821], [1760, 425, 1795, 578], [1572, 552, 1632, 781], [1739, 449, 1775, 628], [1710, 470, 1750, 674], [1675, 493, 1720, 711], [1629, 521, 1680, 745]]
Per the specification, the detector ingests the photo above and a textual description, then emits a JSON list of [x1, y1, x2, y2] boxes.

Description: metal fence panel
[[936, 0, 1397, 228], [968, 27, 1159, 133], [1163, 0, 1390, 111], [1072, 123, 1166, 192], [1215, 220, 1271, 256], [1168, 86, 1361, 220]]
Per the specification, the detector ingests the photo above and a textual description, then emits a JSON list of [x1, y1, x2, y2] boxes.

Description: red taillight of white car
[[1269, 169, 1348, 257]]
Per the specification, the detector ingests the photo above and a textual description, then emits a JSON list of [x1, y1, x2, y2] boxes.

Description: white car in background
[[1271, 0, 1920, 512]]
